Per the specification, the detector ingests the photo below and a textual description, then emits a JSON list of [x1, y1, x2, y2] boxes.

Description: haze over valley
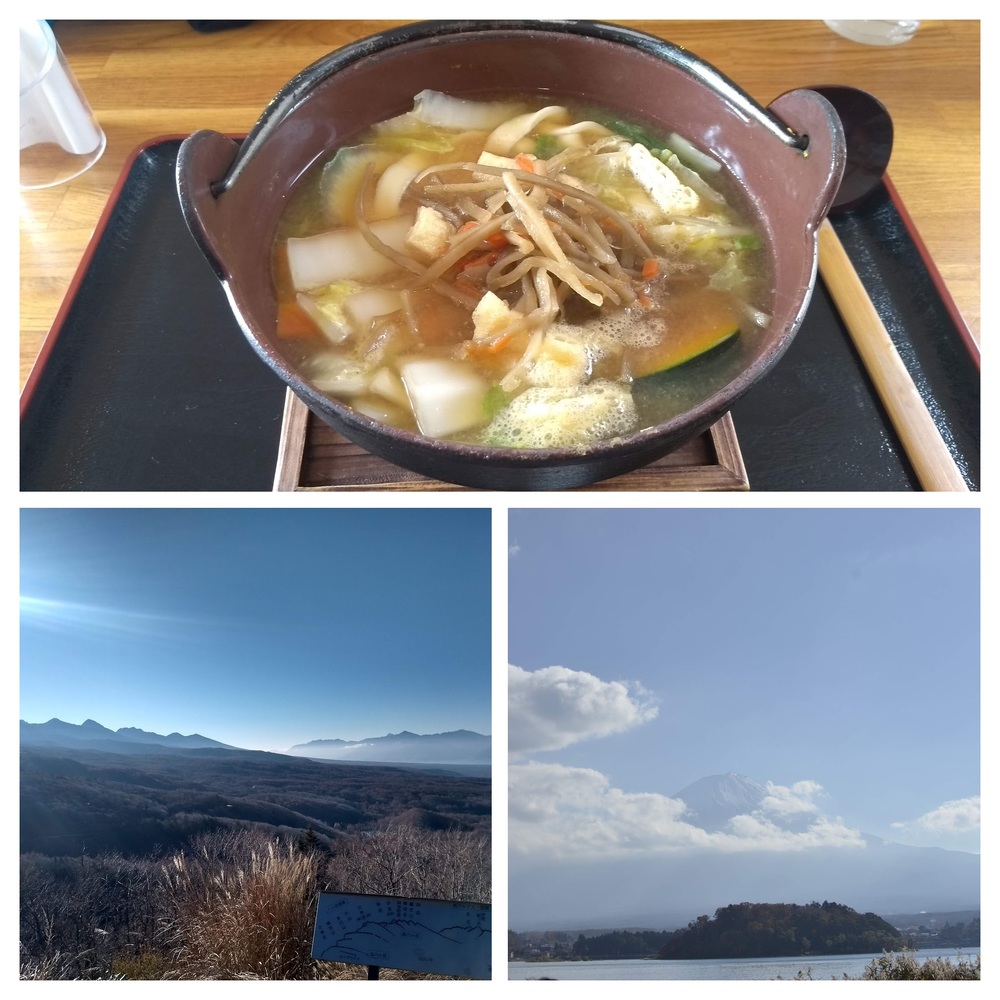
[[21, 717, 491, 860]]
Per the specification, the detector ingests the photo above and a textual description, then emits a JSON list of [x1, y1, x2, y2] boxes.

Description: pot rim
[[219, 19, 810, 197]]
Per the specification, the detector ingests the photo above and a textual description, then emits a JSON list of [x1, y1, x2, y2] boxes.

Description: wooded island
[[656, 901, 905, 960]]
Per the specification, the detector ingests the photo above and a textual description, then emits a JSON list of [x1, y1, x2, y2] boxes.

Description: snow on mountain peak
[[672, 773, 770, 831]]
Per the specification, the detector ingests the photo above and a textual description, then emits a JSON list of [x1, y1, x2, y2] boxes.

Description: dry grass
[[160, 834, 320, 980], [860, 950, 981, 980], [24, 826, 491, 980], [19, 946, 100, 981], [154, 826, 490, 980]]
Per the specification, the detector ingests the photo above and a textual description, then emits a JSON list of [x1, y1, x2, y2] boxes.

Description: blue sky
[[20, 508, 491, 751], [509, 508, 981, 881]]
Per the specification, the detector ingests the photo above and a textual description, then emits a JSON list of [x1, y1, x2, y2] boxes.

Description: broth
[[273, 92, 769, 449]]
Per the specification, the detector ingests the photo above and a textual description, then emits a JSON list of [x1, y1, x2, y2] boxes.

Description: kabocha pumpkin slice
[[630, 287, 741, 378]]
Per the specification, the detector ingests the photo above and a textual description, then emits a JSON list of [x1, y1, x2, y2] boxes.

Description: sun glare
[[19, 593, 191, 641]]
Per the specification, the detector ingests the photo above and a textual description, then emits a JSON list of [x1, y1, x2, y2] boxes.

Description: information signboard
[[311, 891, 491, 979]]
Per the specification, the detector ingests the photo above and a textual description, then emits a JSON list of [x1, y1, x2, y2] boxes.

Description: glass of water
[[824, 20, 921, 46], [20, 20, 106, 190]]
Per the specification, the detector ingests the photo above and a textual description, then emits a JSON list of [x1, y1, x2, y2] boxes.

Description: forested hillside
[[657, 901, 906, 959], [572, 928, 674, 960], [21, 744, 489, 857]]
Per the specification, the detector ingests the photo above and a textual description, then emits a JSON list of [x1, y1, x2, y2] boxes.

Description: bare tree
[[325, 823, 490, 903]]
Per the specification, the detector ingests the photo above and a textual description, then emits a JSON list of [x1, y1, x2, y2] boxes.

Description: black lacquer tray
[[20, 139, 979, 491]]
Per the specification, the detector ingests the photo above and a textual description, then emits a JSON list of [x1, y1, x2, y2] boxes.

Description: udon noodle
[[273, 91, 768, 449]]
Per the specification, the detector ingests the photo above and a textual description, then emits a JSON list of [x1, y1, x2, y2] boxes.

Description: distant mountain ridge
[[19, 718, 491, 765], [20, 718, 234, 751], [287, 729, 491, 765]]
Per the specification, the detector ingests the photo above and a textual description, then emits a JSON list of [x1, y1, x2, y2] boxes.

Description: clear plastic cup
[[824, 20, 921, 46], [19, 20, 106, 189]]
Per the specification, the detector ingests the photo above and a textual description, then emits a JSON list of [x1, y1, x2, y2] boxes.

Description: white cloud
[[507, 665, 866, 862], [726, 812, 866, 850], [892, 795, 980, 834], [509, 761, 703, 855], [508, 664, 658, 754], [759, 779, 825, 817], [509, 543, 521, 557], [509, 761, 865, 859]]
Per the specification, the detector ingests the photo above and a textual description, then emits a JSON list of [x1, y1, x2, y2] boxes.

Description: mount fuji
[[509, 771, 979, 930], [671, 772, 770, 831]]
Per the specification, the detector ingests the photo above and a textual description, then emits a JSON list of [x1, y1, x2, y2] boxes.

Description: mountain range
[[19, 718, 490, 766], [509, 772, 980, 931], [286, 729, 491, 764], [20, 718, 236, 753]]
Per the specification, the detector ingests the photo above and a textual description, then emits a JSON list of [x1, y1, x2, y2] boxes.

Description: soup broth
[[273, 92, 770, 449]]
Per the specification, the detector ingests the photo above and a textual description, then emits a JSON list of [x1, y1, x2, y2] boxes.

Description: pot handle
[[660, 42, 810, 153], [765, 88, 847, 228], [176, 129, 242, 281]]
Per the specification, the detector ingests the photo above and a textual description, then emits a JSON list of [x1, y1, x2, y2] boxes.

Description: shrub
[[324, 822, 491, 903], [111, 950, 170, 980], [20, 851, 162, 979]]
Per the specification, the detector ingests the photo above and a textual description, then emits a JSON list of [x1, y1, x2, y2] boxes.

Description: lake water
[[508, 949, 978, 981]]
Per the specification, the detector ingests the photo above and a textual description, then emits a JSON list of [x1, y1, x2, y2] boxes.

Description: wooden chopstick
[[816, 219, 970, 492]]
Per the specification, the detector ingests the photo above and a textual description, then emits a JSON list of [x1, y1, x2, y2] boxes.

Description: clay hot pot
[[177, 20, 845, 490]]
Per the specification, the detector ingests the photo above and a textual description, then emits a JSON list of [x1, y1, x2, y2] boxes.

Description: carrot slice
[[460, 250, 503, 271], [465, 330, 516, 356], [276, 301, 320, 340], [455, 277, 484, 299], [642, 258, 660, 280]]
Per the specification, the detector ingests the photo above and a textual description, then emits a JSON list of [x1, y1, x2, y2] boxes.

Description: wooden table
[[20, 18, 980, 397]]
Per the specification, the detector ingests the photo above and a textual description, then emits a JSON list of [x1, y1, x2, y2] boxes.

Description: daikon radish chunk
[[399, 358, 489, 438], [286, 216, 414, 289], [343, 288, 404, 327], [370, 367, 410, 409]]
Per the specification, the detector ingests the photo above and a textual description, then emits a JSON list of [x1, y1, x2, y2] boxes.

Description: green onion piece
[[483, 384, 509, 420], [534, 134, 561, 159]]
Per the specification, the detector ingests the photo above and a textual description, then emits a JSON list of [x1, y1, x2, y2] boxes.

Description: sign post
[[311, 891, 491, 980]]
